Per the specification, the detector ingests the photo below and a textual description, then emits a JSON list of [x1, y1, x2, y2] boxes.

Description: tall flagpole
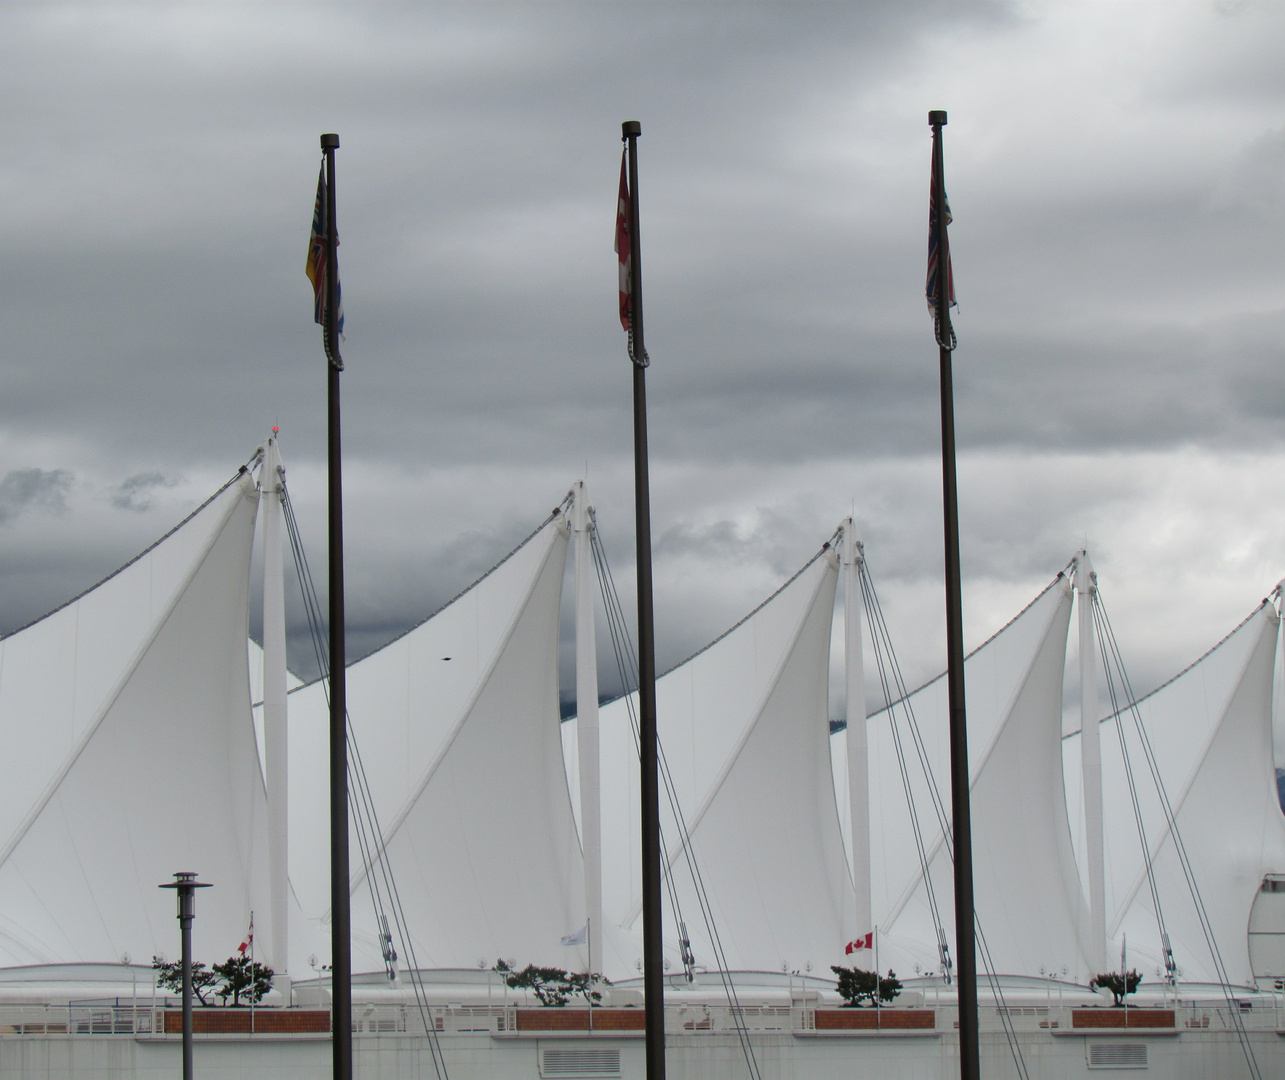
[[320, 131, 352, 1080], [928, 109, 979, 1080], [620, 118, 666, 1080]]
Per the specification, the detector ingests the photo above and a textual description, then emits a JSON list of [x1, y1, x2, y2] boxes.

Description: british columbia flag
[[305, 165, 345, 342], [614, 150, 631, 331]]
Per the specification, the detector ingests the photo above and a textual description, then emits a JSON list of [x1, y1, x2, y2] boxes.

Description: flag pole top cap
[[622, 121, 641, 138], [320, 133, 340, 150], [159, 871, 211, 890], [928, 110, 947, 127]]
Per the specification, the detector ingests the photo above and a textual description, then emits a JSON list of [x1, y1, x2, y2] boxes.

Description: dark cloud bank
[[0, 3, 1282, 705]]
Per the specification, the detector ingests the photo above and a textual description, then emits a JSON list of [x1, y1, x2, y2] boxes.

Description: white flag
[[560, 926, 587, 947]]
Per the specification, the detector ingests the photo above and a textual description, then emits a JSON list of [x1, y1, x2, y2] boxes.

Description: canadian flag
[[614, 150, 631, 331], [844, 932, 873, 955], [237, 914, 254, 957]]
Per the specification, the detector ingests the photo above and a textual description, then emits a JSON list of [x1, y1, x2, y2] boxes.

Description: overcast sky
[[1, 2, 1283, 732]]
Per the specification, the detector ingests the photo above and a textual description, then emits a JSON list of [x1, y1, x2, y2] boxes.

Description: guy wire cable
[[591, 525, 764, 1080]]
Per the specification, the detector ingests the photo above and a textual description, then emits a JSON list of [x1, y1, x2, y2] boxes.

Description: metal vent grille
[[1087, 1042, 1148, 1068], [540, 1047, 622, 1077]]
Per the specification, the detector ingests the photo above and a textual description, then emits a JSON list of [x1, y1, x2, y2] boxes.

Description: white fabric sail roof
[[599, 550, 854, 975], [1074, 602, 1285, 985], [870, 576, 1090, 979], [0, 472, 269, 967], [3, 451, 1282, 1001], [287, 513, 585, 973]]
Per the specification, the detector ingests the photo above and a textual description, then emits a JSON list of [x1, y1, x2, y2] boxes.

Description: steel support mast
[[929, 109, 980, 1080], [1076, 550, 1107, 973], [573, 480, 604, 979], [841, 519, 872, 936], [320, 131, 352, 1080], [622, 119, 666, 1080], [261, 434, 290, 989]]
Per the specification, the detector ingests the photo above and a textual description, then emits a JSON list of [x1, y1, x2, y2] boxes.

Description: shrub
[[1090, 970, 1142, 1007], [494, 960, 608, 1007], [152, 954, 274, 1006], [830, 965, 902, 1007]]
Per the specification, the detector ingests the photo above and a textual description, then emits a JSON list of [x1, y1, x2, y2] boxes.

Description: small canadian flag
[[844, 932, 873, 955], [237, 913, 254, 957]]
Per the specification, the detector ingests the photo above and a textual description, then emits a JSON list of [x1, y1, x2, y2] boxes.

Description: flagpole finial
[[321, 133, 340, 150], [622, 121, 641, 139], [928, 111, 947, 128]]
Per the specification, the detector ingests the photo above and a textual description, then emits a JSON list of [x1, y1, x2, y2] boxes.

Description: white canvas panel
[[1108, 604, 1285, 985], [868, 577, 1075, 978], [345, 519, 583, 972], [286, 519, 569, 940], [1071, 605, 1273, 949], [636, 553, 853, 974], [597, 551, 834, 950], [0, 476, 268, 967], [0, 478, 248, 852], [887, 580, 1088, 979]]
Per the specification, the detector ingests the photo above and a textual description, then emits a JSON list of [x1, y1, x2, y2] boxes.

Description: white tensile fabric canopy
[[864, 576, 1092, 980], [0, 472, 269, 967], [599, 550, 856, 977], [1069, 602, 1285, 985], [287, 512, 586, 975], [0, 457, 1281, 995]]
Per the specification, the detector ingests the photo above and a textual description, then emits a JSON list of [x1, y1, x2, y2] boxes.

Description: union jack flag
[[925, 175, 954, 317]]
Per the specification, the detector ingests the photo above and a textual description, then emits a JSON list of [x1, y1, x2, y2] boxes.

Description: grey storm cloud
[[0, 2, 1283, 712], [0, 468, 72, 524], [111, 472, 179, 513]]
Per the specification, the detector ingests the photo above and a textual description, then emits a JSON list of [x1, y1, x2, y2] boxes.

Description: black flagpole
[[320, 131, 352, 1080], [622, 119, 666, 1080], [929, 109, 980, 1080]]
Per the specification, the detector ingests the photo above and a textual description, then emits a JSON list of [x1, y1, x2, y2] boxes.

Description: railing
[[0, 1004, 156, 1036], [1, 1000, 1281, 1039]]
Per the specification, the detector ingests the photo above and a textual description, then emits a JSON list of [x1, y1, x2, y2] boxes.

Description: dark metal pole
[[929, 109, 980, 1080], [181, 895, 195, 1080], [320, 131, 352, 1080], [160, 872, 210, 1080], [622, 118, 666, 1080]]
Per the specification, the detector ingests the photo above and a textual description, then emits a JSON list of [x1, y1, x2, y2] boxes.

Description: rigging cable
[[590, 526, 763, 1080], [857, 555, 952, 980], [857, 552, 1030, 1080], [590, 524, 765, 1080], [279, 482, 451, 1080], [1092, 586, 1261, 1080], [1089, 602, 1174, 987]]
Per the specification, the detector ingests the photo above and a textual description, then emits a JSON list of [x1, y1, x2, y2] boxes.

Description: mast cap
[[928, 110, 947, 128], [320, 133, 340, 150], [622, 121, 641, 138]]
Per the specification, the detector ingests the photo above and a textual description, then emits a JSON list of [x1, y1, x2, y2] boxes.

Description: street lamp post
[[160, 871, 211, 1080]]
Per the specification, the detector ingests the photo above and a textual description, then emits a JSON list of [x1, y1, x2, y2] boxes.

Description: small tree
[[831, 965, 902, 1008], [152, 956, 217, 1006], [211, 954, 275, 1006], [494, 962, 607, 1007], [1090, 970, 1142, 1007], [565, 970, 609, 1008]]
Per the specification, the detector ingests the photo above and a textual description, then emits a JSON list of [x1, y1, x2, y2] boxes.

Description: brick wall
[[1071, 1009, 1174, 1029], [162, 1009, 330, 1034], [514, 1008, 645, 1031], [814, 1009, 935, 1030]]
